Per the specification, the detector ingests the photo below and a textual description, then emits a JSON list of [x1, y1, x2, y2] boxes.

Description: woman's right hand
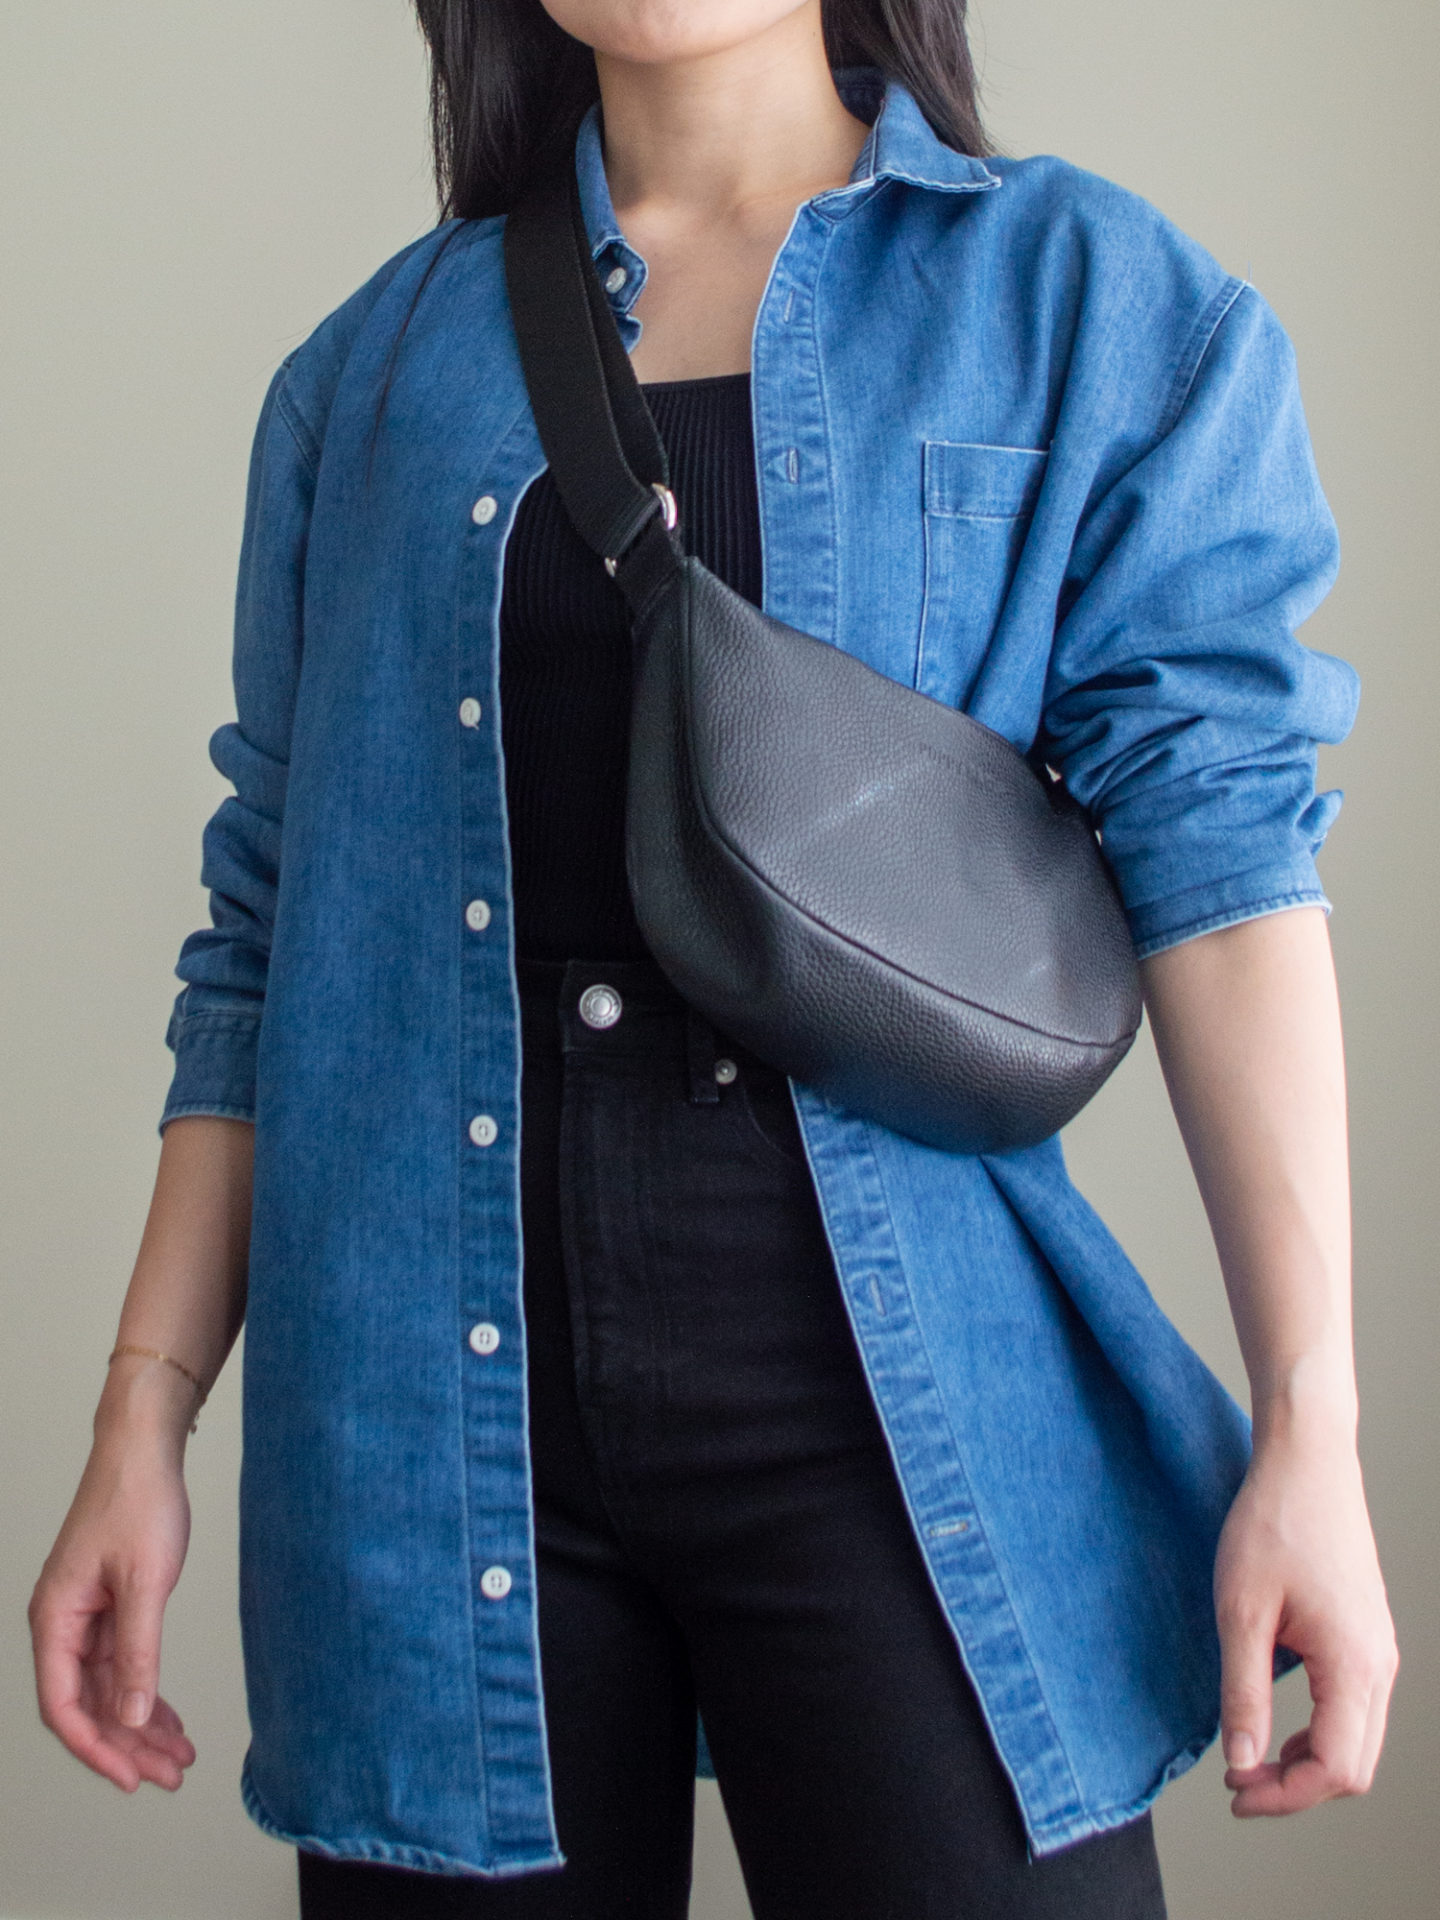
[[28, 1358, 199, 1792]]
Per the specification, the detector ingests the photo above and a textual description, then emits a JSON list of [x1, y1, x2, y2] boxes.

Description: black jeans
[[298, 954, 1166, 1920]]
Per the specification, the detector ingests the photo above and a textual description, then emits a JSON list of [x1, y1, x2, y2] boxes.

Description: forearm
[[96, 1116, 253, 1452], [1140, 905, 1354, 1444]]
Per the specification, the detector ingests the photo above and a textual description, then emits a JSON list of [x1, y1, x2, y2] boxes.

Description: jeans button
[[578, 984, 623, 1030]]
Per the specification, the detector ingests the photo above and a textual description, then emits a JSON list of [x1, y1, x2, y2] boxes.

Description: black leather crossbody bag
[[502, 150, 1141, 1155]]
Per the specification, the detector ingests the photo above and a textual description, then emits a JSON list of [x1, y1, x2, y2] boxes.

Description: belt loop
[[684, 1003, 721, 1104]]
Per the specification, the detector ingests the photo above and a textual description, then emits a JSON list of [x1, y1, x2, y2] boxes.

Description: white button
[[465, 899, 492, 932], [471, 494, 498, 525], [469, 1114, 498, 1147], [578, 984, 623, 1029], [480, 1565, 512, 1600], [714, 1057, 738, 1085], [604, 265, 627, 293], [459, 697, 482, 728], [468, 1321, 501, 1355]]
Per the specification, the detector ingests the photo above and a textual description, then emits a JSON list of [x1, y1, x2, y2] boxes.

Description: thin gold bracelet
[[108, 1344, 210, 1434]]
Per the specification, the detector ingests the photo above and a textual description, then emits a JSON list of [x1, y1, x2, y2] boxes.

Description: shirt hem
[[157, 1101, 256, 1137], [240, 1755, 567, 1881], [1132, 890, 1330, 963], [1024, 1721, 1213, 1858]]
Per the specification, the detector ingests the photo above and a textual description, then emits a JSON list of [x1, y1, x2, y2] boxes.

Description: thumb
[[110, 1572, 167, 1729], [1218, 1599, 1278, 1772]]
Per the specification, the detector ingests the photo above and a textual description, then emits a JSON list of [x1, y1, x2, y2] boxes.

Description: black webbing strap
[[503, 135, 685, 606]]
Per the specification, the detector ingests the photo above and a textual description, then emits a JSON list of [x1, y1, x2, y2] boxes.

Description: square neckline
[[636, 370, 751, 391]]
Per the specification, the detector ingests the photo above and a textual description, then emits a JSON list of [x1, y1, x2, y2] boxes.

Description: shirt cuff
[[158, 994, 262, 1135], [1127, 864, 1332, 961]]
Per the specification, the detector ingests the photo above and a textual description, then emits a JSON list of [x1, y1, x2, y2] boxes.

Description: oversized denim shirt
[[159, 65, 1358, 1874]]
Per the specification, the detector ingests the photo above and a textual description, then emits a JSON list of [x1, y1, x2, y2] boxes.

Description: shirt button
[[468, 1321, 501, 1355], [578, 984, 623, 1029], [459, 697, 482, 728], [604, 265, 627, 293], [471, 494, 498, 525], [480, 1565, 512, 1600], [465, 898, 492, 932], [469, 1114, 498, 1147], [714, 1057, 738, 1085]]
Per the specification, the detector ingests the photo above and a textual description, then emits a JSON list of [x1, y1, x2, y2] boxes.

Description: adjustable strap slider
[[604, 482, 678, 577]]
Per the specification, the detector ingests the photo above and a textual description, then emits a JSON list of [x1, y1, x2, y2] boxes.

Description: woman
[[29, 2, 1397, 1916]]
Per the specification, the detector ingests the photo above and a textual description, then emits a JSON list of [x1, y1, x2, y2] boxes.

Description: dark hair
[[411, 0, 991, 222]]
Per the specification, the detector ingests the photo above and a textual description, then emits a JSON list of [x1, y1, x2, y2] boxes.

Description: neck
[[593, 6, 870, 229]]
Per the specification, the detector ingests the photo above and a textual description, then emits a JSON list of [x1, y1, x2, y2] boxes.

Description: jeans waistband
[[515, 951, 686, 1006], [515, 952, 741, 1105]]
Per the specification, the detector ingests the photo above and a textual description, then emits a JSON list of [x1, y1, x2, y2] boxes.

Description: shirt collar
[[574, 64, 1000, 299]]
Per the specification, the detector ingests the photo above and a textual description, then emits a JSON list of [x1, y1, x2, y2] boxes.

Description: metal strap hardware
[[605, 483, 678, 578]]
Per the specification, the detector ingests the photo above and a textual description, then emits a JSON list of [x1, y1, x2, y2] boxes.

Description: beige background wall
[[2, 3, 1434, 1915]]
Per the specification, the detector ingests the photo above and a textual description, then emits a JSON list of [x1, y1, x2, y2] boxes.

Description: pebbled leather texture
[[625, 559, 1142, 1156]]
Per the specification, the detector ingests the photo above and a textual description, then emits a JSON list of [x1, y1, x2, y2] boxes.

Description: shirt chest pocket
[[915, 441, 1048, 707]]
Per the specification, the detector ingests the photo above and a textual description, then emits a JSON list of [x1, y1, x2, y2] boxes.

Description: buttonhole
[[927, 1519, 971, 1538], [867, 1276, 886, 1316]]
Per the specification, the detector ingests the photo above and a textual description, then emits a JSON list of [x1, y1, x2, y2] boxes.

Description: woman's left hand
[[1214, 1415, 1398, 1816]]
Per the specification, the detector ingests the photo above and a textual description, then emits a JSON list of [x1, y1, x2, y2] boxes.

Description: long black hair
[[411, 0, 992, 221]]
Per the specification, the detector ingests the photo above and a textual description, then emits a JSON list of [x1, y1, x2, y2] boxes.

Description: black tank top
[[498, 371, 762, 960]]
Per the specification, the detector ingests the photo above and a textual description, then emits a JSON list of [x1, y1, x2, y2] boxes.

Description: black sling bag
[[502, 148, 1141, 1155]]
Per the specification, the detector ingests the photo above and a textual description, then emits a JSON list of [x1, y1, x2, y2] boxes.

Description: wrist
[[95, 1352, 205, 1453], [1249, 1350, 1359, 1452]]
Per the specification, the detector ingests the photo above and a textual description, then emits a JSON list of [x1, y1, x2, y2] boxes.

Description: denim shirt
[[159, 65, 1358, 1873]]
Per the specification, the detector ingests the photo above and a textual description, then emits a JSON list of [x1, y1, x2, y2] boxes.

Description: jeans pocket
[[735, 1063, 809, 1172]]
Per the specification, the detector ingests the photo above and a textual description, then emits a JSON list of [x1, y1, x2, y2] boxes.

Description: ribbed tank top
[[498, 371, 761, 960]]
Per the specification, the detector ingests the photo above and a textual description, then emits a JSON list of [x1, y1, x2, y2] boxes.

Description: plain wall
[[2, 4, 1435, 1915]]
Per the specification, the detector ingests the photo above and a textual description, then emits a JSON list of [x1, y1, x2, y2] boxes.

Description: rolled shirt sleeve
[[159, 355, 313, 1132], [1039, 282, 1360, 960]]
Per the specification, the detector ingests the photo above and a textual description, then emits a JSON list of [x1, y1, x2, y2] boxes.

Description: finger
[[31, 1595, 87, 1736], [1304, 1646, 1374, 1799], [1218, 1598, 1278, 1775], [1225, 1755, 1285, 1812], [1229, 1736, 1336, 1816], [125, 1737, 188, 1792], [31, 1600, 141, 1791], [1277, 1727, 1311, 1766], [109, 1572, 168, 1731], [1355, 1645, 1399, 1792], [39, 1686, 144, 1791], [1226, 1731, 1322, 1817], [1228, 1682, 1372, 1818], [1224, 1725, 1306, 1787], [139, 1697, 197, 1768]]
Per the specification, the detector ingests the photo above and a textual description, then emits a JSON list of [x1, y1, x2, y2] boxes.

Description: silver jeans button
[[578, 984, 623, 1030], [714, 1057, 738, 1085]]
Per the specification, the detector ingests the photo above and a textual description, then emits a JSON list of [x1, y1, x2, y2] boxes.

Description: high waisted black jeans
[[298, 954, 1166, 1920]]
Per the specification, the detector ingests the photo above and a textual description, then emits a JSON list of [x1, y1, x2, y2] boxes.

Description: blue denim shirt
[[159, 65, 1358, 1873]]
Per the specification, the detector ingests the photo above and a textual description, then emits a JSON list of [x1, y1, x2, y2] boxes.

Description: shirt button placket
[[458, 467, 535, 1769]]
